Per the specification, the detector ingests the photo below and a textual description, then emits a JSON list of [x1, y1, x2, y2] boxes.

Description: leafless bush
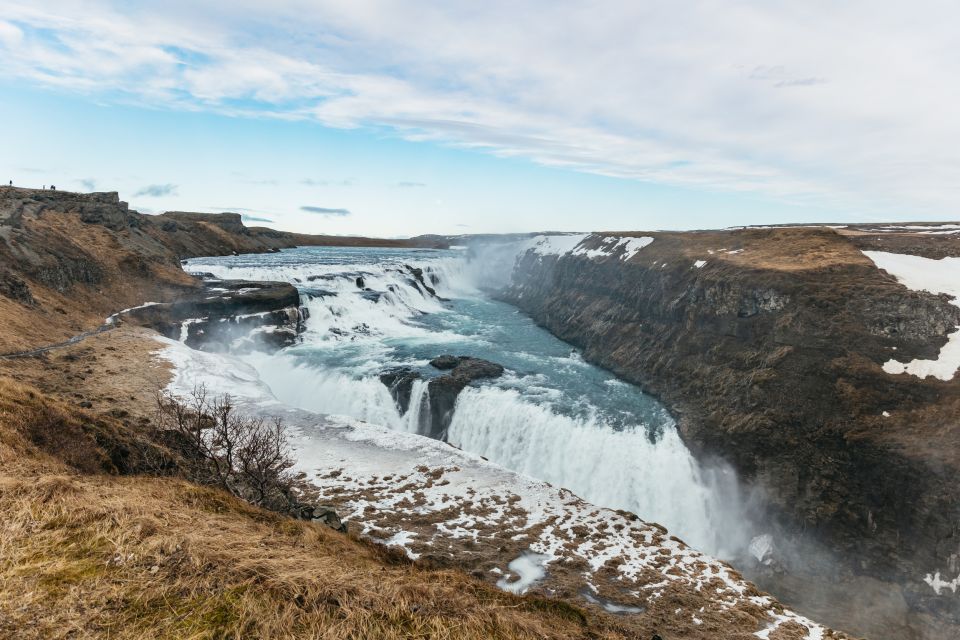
[[156, 385, 298, 513]]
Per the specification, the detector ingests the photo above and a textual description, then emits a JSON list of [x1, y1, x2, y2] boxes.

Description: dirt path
[[0, 323, 115, 360]]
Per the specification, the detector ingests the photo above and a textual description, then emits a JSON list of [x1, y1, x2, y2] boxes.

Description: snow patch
[[749, 534, 774, 564], [618, 236, 655, 260], [524, 234, 590, 257], [924, 571, 960, 595], [497, 552, 550, 594], [694, 260, 707, 269], [863, 251, 960, 381], [569, 235, 654, 261], [105, 301, 161, 324], [384, 530, 421, 560]]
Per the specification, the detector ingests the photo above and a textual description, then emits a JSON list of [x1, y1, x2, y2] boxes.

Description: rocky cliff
[[0, 187, 442, 352], [502, 225, 960, 639]]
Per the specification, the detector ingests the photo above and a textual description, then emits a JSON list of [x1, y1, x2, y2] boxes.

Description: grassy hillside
[[0, 376, 621, 640]]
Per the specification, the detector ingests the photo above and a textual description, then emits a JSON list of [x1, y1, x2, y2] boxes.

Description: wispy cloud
[[242, 214, 274, 223], [300, 205, 350, 217], [77, 178, 96, 190], [2, 2, 959, 214], [395, 181, 426, 188], [301, 178, 353, 187], [749, 65, 826, 88], [209, 206, 276, 223], [134, 183, 178, 197], [775, 77, 826, 88]]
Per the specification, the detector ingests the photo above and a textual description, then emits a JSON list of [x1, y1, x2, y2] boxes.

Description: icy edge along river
[[183, 245, 751, 558]]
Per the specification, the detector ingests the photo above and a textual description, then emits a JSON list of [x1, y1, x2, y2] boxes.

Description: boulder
[[313, 505, 347, 532], [291, 502, 346, 532], [429, 355, 460, 370]]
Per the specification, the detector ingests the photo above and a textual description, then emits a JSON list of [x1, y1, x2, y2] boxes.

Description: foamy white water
[[184, 244, 751, 558], [448, 385, 743, 554]]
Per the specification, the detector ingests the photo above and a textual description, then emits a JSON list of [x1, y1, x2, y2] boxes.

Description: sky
[[1, 1, 958, 237]]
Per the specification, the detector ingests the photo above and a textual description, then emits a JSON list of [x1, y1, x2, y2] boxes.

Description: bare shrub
[[155, 385, 298, 514]]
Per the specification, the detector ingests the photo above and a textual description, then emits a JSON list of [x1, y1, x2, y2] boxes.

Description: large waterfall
[[185, 244, 750, 557]]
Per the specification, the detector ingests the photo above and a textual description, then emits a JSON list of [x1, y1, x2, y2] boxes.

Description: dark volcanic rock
[[434, 356, 505, 381], [379, 367, 422, 414], [120, 280, 305, 352], [377, 355, 505, 440], [405, 264, 438, 297], [429, 355, 460, 370], [425, 356, 505, 440], [0, 270, 34, 305]]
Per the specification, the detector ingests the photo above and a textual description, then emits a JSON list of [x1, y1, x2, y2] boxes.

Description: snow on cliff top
[[524, 233, 654, 261], [863, 251, 960, 381], [524, 234, 589, 256], [154, 336, 841, 640]]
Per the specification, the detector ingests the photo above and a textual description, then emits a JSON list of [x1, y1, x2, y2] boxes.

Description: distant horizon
[[3, 2, 960, 235], [7, 182, 959, 240]]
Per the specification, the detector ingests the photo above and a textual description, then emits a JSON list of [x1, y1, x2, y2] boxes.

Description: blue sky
[[1, 1, 957, 236]]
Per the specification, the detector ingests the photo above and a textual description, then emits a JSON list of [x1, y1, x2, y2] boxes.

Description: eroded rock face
[[379, 367, 422, 414], [426, 356, 504, 440], [119, 280, 306, 352], [404, 264, 438, 297], [502, 227, 960, 639], [378, 356, 505, 440], [0, 270, 34, 306]]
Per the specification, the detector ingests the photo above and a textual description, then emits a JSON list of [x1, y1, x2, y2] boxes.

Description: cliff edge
[[503, 225, 960, 639]]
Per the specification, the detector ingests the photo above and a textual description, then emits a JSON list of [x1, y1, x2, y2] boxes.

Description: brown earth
[[1, 327, 850, 639], [502, 225, 960, 640], [0, 373, 620, 640]]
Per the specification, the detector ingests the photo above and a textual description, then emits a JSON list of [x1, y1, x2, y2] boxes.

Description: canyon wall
[[502, 226, 960, 639]]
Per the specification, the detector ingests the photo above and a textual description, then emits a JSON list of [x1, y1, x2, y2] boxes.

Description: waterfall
[[402, 379, 431, 434], [186, 245, 751, 560], [447, 386, 744, 556]]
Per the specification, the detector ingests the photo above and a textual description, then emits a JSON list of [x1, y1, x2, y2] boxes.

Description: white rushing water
[[184, 243, 752, 557]]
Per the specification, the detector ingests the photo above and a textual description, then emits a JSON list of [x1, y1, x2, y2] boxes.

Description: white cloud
[[0, 20, 23, 47], [2, 1, 960, 216]]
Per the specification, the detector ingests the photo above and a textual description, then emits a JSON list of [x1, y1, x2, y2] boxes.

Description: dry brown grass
[[0, 377, 613, 640]]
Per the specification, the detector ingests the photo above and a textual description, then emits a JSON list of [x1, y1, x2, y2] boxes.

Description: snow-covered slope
[[155, 336, 841, 639]]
